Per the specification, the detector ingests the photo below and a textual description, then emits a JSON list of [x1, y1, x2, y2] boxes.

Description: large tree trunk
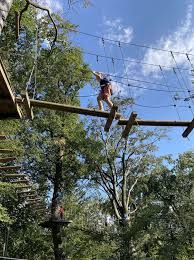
[[0, 0, 13, 33], [51, 139, 65, 260]]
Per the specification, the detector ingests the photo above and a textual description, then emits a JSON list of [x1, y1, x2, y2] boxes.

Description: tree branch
[[19, 0, 58, 49]]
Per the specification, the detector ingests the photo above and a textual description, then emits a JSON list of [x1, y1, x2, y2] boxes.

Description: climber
[[93, 71, 113, 111], [58, 205, 64, 219]]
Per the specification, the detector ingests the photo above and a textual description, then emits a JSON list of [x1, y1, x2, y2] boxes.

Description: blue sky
[[41, 0, 194, 156]]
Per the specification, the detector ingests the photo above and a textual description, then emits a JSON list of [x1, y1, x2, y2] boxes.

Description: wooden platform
[[0, 58, 22, 119], [39, 219, 72, 229]]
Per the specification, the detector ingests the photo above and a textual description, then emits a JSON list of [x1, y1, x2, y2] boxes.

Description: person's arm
[[92, 71, 101, 82]]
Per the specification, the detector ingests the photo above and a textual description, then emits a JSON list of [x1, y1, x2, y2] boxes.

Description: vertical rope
[[33, 25, 39, 99], [101, 38, 110, 76], [118, 41, 134, 111], [159, 66, 184, 127]]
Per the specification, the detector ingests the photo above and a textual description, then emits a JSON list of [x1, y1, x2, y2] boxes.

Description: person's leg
[[97, 95, 104, 110], [105, 97, 113, 109]]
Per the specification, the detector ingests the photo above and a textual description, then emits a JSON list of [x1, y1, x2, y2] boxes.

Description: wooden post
[[122, 112, 137, 139], [15, 11, 19, 40], [182, 119, 194, 138], [104, 105, 118, 132], [21, 91, 34, 119]]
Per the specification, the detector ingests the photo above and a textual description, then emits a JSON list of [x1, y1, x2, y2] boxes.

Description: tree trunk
[[0, 0, 13, 33], [51, 139, 65, 260]]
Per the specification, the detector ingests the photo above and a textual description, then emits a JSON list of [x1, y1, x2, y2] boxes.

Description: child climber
[[93, 71, 113, 111]]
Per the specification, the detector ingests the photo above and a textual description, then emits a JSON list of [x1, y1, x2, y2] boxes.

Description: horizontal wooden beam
[[0, 149, 14, 153], [0, 166, 20, 171], [15, 185, 32, 189], [0, 157, 16, 163], [11, 180, 29, 184], [16, 97, 121, 119], [104, 105, 118, 132], [122, 112, 137, 139], [182, 118, 194, 138], [0, 174, 26, 178], [118, 119, 192, 127], [17, 190, 36, 194]]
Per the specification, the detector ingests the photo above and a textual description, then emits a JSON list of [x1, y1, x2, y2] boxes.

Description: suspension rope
[[118, 41, 134, 110], [159, 66, 184, 128], [83, 50, 190, 72], [101, 38, 110, 76], [67, 27, 194, 57]]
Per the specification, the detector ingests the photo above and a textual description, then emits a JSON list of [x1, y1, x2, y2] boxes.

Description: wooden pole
[[16, 97, 121, 119], [21, 91, 34, 119], [122, 112, 137, 139], [118, 119, 192, 127], [182, 119, 194, 138], [104, 105, 118, 132]]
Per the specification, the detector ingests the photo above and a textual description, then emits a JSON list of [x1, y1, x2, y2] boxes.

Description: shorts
[[98, 86, 112, 101]]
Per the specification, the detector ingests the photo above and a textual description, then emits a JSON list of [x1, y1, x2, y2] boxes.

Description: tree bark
[[51, 139, 65, 260], [0, 0, 13, 34]]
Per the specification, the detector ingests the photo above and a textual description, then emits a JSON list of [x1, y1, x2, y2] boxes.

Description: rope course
[[0, 24, 194, 138]]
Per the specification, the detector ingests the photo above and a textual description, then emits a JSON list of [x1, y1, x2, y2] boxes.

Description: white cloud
[[37, 0, 63, 13], [143, 3, 194, 75], [103, 17, 133, 43]]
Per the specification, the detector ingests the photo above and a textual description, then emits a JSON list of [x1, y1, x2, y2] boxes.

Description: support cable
[[118, 41, 134, 110]]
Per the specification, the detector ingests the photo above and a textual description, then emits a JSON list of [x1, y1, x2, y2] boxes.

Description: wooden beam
[[16, 97, 121, 119], [17, 190, 36, 194], [104, 105, 118, 132], [182, 118, 194, 138], [122, 112, 138, 139], [0, 174, 26, 178], [21, 91, 34, 120], [0, 149, 14, 153], [0, 166, 20, 171], [0, 157, 16, 163], [15, 185, 32, 189], [118, 119, 191, 127], [27, 198, 41, 202], [0, 58, 22, 119], [11, 180, 29, 184]]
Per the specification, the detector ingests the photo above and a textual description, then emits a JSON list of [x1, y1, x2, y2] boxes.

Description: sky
[[40, 0, 194, 157]]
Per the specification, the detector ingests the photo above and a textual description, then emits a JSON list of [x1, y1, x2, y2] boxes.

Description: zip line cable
[[83, 50, 191, 72], [67, 27, 194, 57]]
